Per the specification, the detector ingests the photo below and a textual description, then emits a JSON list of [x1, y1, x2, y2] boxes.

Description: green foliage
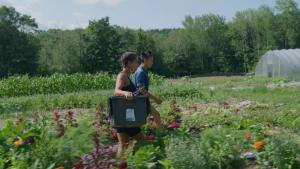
[[257, 133, 300, 169], [1, 76, 300, 169], [165, 136, 207, 169], [181, 106, 241, 130], [199, 128, 246, 169], [38, 29, 84, 74], [52, 116, 95, 167], [228, 6, 276, 72], [166, 128, 246, 169], [82, 17, 122, 73], [0, 116, 58, 169], [0, 72, 165, 98], [3, 1, 300, 76], [148, 73, 165, 86], [0, 73, 115, 97], [154, 84, 203, 100], [0, 6, 38, 31], [128, 144, 164, 169], [0, 6, 39, 77], [0, 90, 108, 114]]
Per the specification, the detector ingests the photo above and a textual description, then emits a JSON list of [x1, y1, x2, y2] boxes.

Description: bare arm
[[138, 86, 162, 104], [114, 73, 133, 99], [147, 92, 162, 104]]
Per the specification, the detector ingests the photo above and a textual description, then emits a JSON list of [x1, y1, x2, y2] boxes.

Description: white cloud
[[1, 0, 46, 26], [75, 0, 125, 7], [34, 17, 88, 30], [0, 0, 83, 30], [1, 0, 42, 13], [0, 0, 123, 29]]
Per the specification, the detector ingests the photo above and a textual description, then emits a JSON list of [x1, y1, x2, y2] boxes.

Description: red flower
[[143, 135, 155, 141], [244, 134, 252, 139], [118, 162, 128, 169], [73, 162, 85, 169]]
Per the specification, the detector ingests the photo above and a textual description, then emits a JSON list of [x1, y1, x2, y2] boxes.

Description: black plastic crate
[[108, 96, 150, 128]]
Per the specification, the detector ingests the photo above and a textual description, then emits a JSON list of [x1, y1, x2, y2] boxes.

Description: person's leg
[[116, 133, 129, 158], [133, 132, 144, 140], [150, 105, 163, 128], [133, 132, 155, 141]]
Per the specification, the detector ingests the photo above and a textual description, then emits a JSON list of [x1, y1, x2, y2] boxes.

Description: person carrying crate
[[112, 52, 154, 158]]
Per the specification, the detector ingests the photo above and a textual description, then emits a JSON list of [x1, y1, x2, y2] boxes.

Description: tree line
[[1, 0, 300, 77]]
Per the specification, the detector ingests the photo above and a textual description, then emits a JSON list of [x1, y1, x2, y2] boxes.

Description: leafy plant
[[128, 143, 164, 169], [0, 114, 58, 169], [257, 133, 300, 169], [165, 136, 207, 169], [81, 132, 117, 169]]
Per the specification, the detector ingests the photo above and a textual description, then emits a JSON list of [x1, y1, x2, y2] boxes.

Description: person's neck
[[142, 64, 148, 70], [122, 68, 131, 76]]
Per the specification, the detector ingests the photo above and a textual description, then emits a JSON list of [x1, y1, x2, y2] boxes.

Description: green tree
[[228, 6, 276, 72], [0, 6, 37, 32], [81, 17, 122, 73], [116, 26, 138, 53], [180, 14, 231, 74], [38, 29, 84, 74], [274, 0, 300, 48], [0, 6, 39, 77]]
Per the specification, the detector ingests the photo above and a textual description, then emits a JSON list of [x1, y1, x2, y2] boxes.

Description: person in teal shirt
[[134, 51, 163, 128]]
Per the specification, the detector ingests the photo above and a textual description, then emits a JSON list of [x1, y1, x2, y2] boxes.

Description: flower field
[[0, 75, 300, 169]]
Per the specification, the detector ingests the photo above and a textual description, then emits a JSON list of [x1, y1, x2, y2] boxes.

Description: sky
[[1, 0, 300, 30]]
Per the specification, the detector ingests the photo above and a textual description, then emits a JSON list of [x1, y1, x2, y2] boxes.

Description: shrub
[[199, 128, 245, 169], [165, 136, 207, 169], [165, 128, 246, 169], [128, 143, 164, 169], [154, 85, 203, 100], [0, 115, 58, 169], [257, 133, 300, 169]]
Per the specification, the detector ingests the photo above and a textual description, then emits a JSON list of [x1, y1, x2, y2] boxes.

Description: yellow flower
[[253, 140, 265, 150], [14, 139, 24, 146]]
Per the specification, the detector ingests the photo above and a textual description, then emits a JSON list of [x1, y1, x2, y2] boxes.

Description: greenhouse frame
[[255, 49, 300, 80]]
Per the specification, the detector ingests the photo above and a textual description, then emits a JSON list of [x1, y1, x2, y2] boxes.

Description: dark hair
[[139, 51, 153, 64], [121, 52, 137, 67]]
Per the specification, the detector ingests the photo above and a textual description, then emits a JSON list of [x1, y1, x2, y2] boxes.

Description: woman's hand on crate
[[124, 92, 134, 100], [138, 86, 149, 96]]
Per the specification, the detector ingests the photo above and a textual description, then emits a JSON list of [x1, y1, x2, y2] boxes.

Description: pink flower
[[167, 121, 180, 129], [244, 134, 252, 139]]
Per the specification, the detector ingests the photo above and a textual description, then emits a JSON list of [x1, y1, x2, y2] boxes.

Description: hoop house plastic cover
[[255, 49, 300, 80]]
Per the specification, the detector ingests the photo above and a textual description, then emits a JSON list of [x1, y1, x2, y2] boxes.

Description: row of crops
[[0, 73, 165, 98]]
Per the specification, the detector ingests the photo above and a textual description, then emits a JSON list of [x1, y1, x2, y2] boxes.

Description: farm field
[[2, 0, 300, 169], [0, 74, 300, 169]]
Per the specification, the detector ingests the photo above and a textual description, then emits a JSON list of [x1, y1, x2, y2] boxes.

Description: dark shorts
[[116, 127, 141, 137]]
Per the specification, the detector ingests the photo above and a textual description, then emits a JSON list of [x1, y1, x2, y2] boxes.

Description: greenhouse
[[255, 49, 300, 80]]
